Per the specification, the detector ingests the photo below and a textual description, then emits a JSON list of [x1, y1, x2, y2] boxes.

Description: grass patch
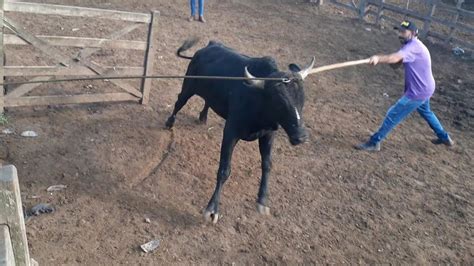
[[0, 113, 8, 125]]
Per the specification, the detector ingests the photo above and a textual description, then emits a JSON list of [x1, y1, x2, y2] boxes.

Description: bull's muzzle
[[289, 129, 308, 146]]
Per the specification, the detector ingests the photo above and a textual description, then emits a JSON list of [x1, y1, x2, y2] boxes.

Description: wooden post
[[375, 0, 385, 25], [358, 0, 368, 20], [421, 0, 437, 39], [445, 0, 464, 44], [0, 165, 31, 266], [0, 225, 15, 266], [404, 0, 411, 20], [0, 0, 5, 114], [140, 11, 159, 105]]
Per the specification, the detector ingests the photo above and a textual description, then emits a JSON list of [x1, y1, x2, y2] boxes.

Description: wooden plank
[[365, 0, 474, 35], [421, 1, 437, 38], [430, 16, 474, 35], [352, 7, 472, 48], [4, 18, 71, 66], [0, 0, 5, 114], [367, 1, 426, 21], [4, 66, 144, 77], [367, 0, 474, 34], [73, 23, 142, 61], [0, 165, 31, 266], [140, 11, 159, 105], [445, 0, 463, 43], [6, 76, 53, 98], [4, 19, 142, 98], [4, 34, 147, 50], [405, 0, 410, 18], [329, 0, 358, 12], [0, 0, 4, 113], [375, 0, 385, 24], [428, 30, 474, 50], [366, 12, 404, 27], [4, 2, 151, 23], [438, 1, 474, 18], [0, 225, 15, 266], [76, 57, 143, 98], [4, 93, 140, 107], [359, 0, 368, 19]]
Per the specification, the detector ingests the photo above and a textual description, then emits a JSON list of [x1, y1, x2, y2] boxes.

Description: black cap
[[394, 20, 418, 33]]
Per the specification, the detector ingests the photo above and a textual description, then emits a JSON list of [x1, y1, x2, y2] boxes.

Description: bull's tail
[[176, 37, 200, 60]]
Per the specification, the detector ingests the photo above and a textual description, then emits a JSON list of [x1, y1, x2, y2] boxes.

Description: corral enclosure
[[330, 0, 474, 50], [0, 0, 473, 264]]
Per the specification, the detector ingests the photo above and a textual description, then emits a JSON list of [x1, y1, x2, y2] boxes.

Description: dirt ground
[[1, 0, 473, 264]]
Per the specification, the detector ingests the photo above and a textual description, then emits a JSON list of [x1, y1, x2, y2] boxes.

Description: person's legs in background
[[198, 0, 206, 23], [189, 0, 196, 21]]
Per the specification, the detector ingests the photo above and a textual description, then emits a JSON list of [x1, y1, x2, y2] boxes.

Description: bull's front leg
[[204, 126, 238, 224], [256, 133, 274, 215]]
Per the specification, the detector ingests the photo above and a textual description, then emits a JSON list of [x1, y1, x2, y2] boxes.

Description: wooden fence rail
[[0, 1, 160, 112], [328, 0, 474, 50]]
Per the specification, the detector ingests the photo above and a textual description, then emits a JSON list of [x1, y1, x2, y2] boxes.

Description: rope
[[0, 74, 291, 86]]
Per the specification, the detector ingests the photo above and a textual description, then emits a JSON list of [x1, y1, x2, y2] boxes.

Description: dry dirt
[[0, 0, 473, 264]]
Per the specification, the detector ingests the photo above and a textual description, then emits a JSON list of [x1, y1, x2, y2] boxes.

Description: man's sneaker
[[188, 16, 195, 22], [431, 136, 454, 146], [355, 141, 381, 152], [198, 16, 206, 23]]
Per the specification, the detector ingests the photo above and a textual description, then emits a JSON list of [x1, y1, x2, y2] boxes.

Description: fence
[[0, 165, 33, 266], [327, 0, 474, 50], [0, 1, 160, 112]]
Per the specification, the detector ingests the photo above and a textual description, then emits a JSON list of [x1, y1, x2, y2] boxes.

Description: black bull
[[166, 39, 315, 223]]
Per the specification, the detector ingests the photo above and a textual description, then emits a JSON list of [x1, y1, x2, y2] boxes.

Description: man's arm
[[369, 53, 403, 66]]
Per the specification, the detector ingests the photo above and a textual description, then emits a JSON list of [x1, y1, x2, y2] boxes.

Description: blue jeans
[[369, 96, 449, 144], [190, 0, 204, 16]]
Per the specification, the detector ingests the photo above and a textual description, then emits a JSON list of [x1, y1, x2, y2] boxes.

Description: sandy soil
[[0, 0, 472, 264]]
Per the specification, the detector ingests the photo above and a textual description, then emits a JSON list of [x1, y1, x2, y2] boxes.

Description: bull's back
[[184, 43, 277, 119], [185, 43, 270, 119]]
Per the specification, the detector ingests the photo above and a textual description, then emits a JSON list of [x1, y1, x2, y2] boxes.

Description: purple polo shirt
[[396, 38, 435, 100]]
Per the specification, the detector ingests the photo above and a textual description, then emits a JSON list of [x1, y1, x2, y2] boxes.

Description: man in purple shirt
[[356, 21, 454, 152]]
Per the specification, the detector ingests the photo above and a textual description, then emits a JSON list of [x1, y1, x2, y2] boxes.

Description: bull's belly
[[195, 90, 230, 119], [241, 129, 274, 141], [208, 104, 228, 120]]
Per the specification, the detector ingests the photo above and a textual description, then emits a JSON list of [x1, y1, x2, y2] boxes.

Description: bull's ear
[[289, 64, 301, 72]]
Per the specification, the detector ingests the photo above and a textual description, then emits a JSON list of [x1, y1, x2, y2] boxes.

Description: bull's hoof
[[165, 117, 175, 129], [204, 210, 219, 224], [257, 203, 270, 215]]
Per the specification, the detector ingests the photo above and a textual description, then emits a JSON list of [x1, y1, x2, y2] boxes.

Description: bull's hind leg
[[165, 87, 194, 129], [198, 103, 209, 124], [256, 133, 274, 215]]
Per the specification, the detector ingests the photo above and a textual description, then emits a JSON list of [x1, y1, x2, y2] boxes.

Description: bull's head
[[245, 57, 315, 145]]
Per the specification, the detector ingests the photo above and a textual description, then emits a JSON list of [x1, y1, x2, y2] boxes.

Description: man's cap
[[394, 20, 418, 32]]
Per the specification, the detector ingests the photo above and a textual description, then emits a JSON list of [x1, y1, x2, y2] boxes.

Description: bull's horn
[[244, 66, 265, 89], [297, 56, 316, 80]]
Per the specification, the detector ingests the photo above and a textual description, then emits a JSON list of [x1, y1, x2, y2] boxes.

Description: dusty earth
[[0, 0, 473, 264]]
